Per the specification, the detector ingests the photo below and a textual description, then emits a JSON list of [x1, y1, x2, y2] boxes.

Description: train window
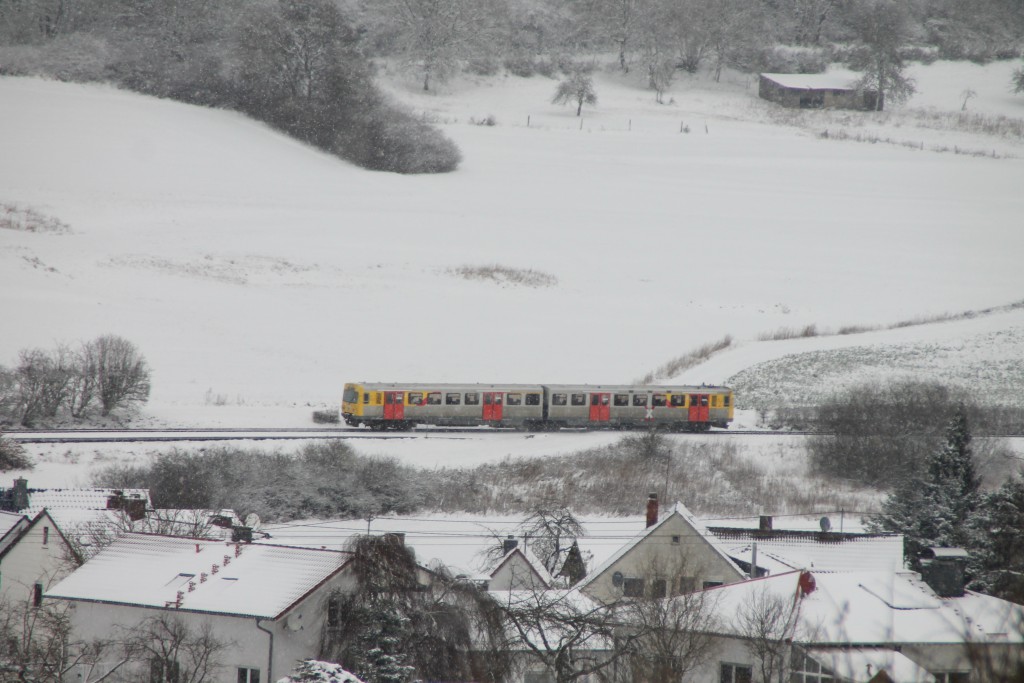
[[552, 393, 567, 406], [427, 392, 441, 405], [363, 393, 370, 404], [408, 392, 424, 406], [701, 395, 709, 406], [633, 394, 648, 407], [724, 395, 731, 407], [507, 393, 523, 406], [446, 393, 461, 405], [343, 387, 358, 403], [671, 395, 685, 407], [652, 394, 667, 407], [526, 393, 540, 406], [601, 394, 610, 405], [571, 394, 586, 406], [465, 392, 479, 405], [614, 394, 629, 406]]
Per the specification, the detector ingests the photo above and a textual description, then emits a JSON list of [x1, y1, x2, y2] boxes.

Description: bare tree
[[0, 597, 136, 682], [552, 69, 598, 117], [88, 335, 151, 416], [518, 502, 587, 575], [620, 556, 721, 683], [844, 0, 917, 110], [498, 588, 637, 683], [131, 615, 227, 683], [366, 0, 498, 91], [737, 586, 802, 683], [13, 347, 74, 425]]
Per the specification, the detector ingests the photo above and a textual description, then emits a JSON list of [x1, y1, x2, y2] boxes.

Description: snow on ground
[[3, 59, 1024, 425]]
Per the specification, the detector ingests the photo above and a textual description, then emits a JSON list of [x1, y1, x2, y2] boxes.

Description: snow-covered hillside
[[2, 60, 1023, 424]]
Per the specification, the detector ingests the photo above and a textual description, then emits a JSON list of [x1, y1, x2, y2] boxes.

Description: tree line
[[0, 334, 150, 428]]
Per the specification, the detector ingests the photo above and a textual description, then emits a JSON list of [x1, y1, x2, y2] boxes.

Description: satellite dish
[[244, 513, 262, 530], [611, 571, 624, 587], [819, 516, 832, 532]]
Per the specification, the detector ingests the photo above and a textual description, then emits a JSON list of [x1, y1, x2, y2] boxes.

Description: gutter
[[255, 618, 274, 681]]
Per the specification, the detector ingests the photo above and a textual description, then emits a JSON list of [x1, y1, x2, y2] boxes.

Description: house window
[[526, 393, 541, 406], [446, 393, 461, 405], [651, 578, 667, 598], [33, 583, 43, 607], [552, 393, 567, 406], [237, 667, 261, 683], [721, 663, 753, 683], [571, 394, 586, 406], [933, 674, 969, 683], [789, 649, 834, 683], [671, 535, 681, 545], [465, 392, 479, 405], [524, 671, 554, 683], [703, 580, 724, 590], [506, 393, 523, 406], [622, 578, 645, 597], [676, 576, 697, 594], [614, 394, 629, 406], [42, 527, 49, 546]]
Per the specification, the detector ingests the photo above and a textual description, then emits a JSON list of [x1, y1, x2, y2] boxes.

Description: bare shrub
[[808, 378, 964, 487], [0, 203, 70, 233], [757, 324, 819, 341], [0, 431, 32, 471], [637, 335, 733, 384], [447, 264, 558, 288]]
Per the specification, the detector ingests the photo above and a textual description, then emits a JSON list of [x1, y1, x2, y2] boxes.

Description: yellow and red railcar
[[342, 382, 733, 431]]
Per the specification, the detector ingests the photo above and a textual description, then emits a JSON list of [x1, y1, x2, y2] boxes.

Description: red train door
[[483, 392, 504, 421], [688, 394, 709, 422], [589, 393, 610, 422], [384, 392, 405, 420]]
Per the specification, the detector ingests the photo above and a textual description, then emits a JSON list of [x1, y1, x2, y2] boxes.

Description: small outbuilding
[[759, 72, 881, 111]]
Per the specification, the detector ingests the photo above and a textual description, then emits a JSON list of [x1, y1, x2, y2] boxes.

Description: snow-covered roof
[[576, 502, 744, 590], [488, 588, 613, 651], [47, 533, 350, 619], [718, 534, 905, 573], [760, 72, 860, 90], [0, 511, 27, 552], [25, 487, 150, 516], [802, 647, 935, 683], [707, 570, 1024, 645]]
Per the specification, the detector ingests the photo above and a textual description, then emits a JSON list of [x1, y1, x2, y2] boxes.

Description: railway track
[[6, 427, 822, 444]]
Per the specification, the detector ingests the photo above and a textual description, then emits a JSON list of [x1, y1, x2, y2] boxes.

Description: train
[[341, 382, 733, 431]]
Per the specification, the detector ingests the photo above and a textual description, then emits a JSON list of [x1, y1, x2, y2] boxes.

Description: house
[[576, 495, 747, 604], [46, 532, 361, 683], [488, 536, 553, 591], [758, 73, 881, 111], [0, 509, 80, 604], [687, 564, 1024, 683]]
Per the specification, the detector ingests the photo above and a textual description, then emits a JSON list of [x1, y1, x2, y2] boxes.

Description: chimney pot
[[646, 493, 659, 528]]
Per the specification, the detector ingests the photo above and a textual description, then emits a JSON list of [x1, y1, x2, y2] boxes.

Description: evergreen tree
[[970, 477, 1024, 602], [868, 407, 980, 570]]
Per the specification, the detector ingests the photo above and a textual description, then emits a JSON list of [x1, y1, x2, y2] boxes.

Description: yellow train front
[[343, 382, 733, 431]]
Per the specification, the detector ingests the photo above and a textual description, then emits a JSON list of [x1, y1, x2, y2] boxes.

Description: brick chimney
[[920, 547, 968, 598], [646, 493, 659, 528], [502, 534, 518, 554], [11, 478, 29, 511]]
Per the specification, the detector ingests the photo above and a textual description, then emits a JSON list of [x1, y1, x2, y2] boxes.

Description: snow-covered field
[[3, 58, 1024, 493]]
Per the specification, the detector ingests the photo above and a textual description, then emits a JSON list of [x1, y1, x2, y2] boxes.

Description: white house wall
[[58, 570, 357, 683], [0, 513, 70, 604]]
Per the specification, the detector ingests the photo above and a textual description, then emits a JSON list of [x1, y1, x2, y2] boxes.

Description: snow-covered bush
[[278, 660, 364, 683]]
